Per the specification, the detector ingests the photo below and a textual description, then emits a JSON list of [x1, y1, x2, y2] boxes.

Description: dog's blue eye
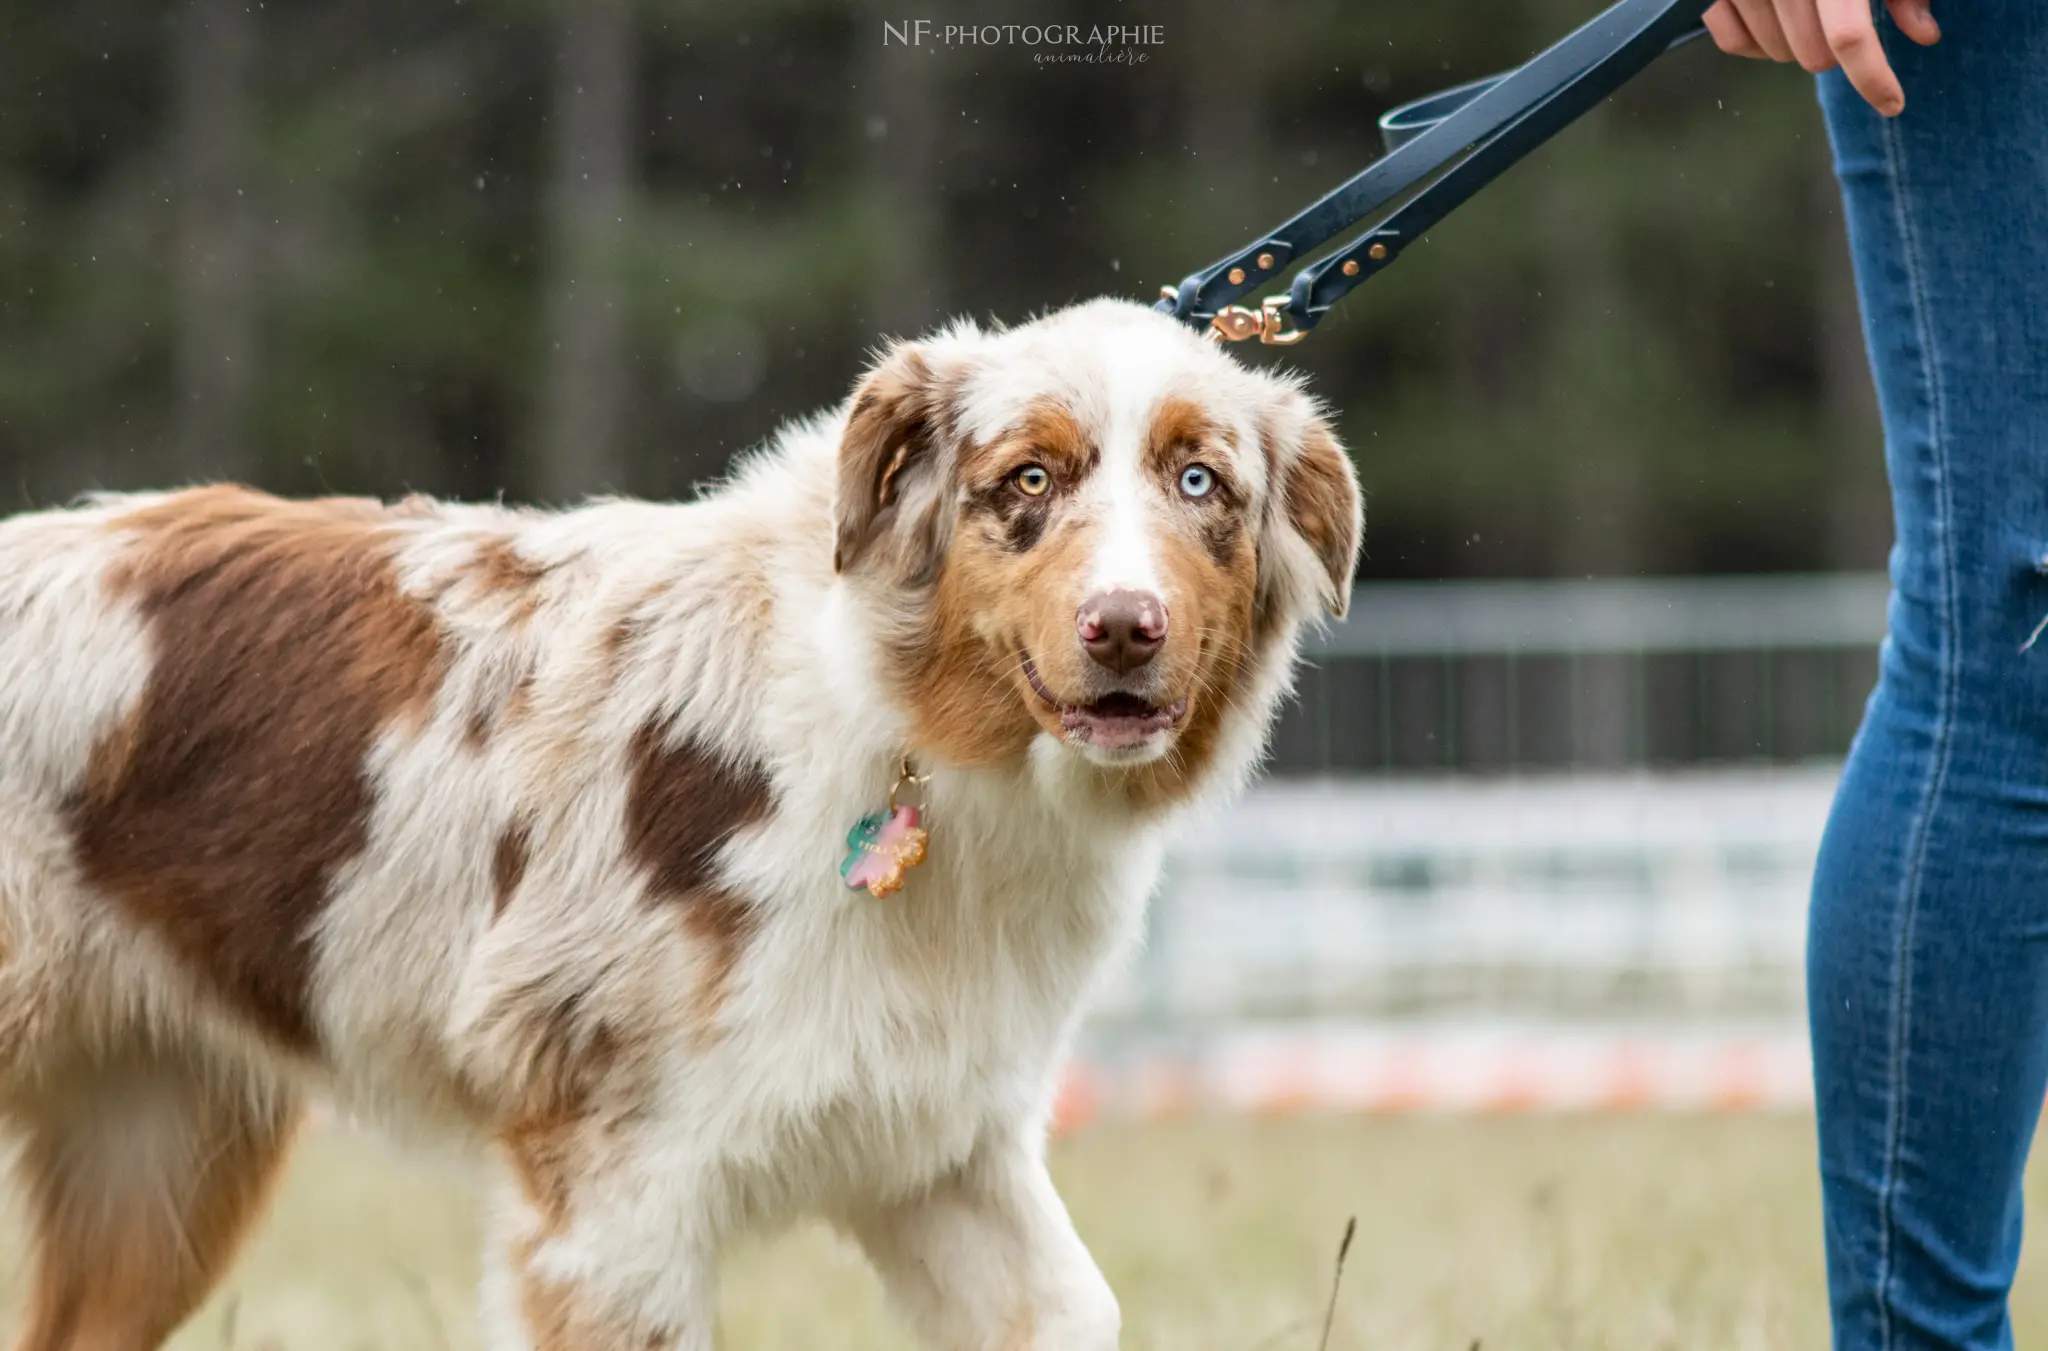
[[1179, 465, 1215, 499]]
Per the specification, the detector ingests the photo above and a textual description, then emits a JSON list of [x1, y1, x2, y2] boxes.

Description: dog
[[0, 297, 1360, 1351]]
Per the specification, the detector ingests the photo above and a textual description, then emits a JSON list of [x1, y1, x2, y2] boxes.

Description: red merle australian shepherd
[[0, 298, 1360, 1351]]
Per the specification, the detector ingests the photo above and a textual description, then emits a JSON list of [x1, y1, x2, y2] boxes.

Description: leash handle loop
[[1380, 26, 1709, 153]]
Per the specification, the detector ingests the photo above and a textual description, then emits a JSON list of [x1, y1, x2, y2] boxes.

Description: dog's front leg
[[848, 1127, 1120, 1351], [484, 1118, 721, 1351]]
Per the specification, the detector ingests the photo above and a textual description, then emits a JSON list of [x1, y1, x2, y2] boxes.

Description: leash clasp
[[1207, 306, 1267, 343], [1257, 295, 1307, 345], [1205, 297, 1307, 347]]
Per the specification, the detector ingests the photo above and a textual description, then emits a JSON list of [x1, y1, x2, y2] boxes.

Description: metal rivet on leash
[[1153, 0, 1713, 345]]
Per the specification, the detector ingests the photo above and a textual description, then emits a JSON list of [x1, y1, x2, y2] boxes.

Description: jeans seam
[[1872, 90, 1957, 1351]]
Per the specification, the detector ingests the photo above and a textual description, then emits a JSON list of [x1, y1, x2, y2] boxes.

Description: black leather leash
[[1155, 0, 1715, 345]]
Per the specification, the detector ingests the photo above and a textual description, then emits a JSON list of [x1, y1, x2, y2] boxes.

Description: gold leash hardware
[[1258, 296, 1307, 345], [1205, 298, 1307, 346], [887, 755, 932, 815], [1159, 284, 1309, 347], [1207, 307, 1265, 343]]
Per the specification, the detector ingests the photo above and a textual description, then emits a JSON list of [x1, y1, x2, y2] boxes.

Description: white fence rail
[[1097, 768, 1836, 1030]]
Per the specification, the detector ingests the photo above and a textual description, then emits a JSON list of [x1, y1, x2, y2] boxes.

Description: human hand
[[1702, 0, 1941, 116]]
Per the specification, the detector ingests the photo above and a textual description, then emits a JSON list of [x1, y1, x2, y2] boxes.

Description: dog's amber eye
[[1014, 465, 1051, 497], [1179, 464, 1216, 499]]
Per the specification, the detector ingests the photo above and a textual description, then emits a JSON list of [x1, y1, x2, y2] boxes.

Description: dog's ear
[[1258, 393, 1362, 620], [833, 342, 956, 582]]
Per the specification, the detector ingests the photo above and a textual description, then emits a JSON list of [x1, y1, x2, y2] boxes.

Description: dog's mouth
[[1020, 651, 1189, 752]]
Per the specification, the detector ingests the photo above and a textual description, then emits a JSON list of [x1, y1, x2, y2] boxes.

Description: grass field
[[7, 1113, 2048, 1350]]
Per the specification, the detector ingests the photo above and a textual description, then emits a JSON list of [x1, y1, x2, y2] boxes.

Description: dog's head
[[833, 299, 1360, 800]]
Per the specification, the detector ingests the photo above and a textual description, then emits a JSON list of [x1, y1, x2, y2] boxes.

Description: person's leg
[[1810, 4, 2048, 1348]]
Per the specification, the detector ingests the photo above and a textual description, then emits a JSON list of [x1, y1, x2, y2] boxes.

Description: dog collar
[[840, 755, 930, 899]]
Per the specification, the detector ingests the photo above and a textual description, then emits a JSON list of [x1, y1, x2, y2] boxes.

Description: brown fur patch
[[603, 613, 638, 668], [1010, 398, 1098, 481], [1145, 396, 1247, 572], [951, 399, 1099, 500], [958, 400, 1101, 556], [1200, 516, 1244, 568], [622, 721, 772, 1023], [508, 1238, 660, 1351], [485, 991, 623, 1133], [597, 580, 672, 686], [471, 535, 548, 623], [623, 723, 772, 896], [895, 539, 1046, 769], [962, 470, 1053, 555], [66, 486, 446, 1051], [1140, 395, 1223, 478], [474, 534, 547, 591], [79, 706, 143, 806], [504, 668, 537, 724], [677, 889, 756, 1030], [1276, 420, 1361, 617], [492, 822, 532, 917], [502, 1117, 575, 1233], [500, 1100, 671, 1351], [492, 972, 643, 1251], [464, 657, 540, 750], [511, 1240, 582, 1351], [465, 701, 497, 751], [501, 1116, 590, 1350], [834, 346, 964, 582]]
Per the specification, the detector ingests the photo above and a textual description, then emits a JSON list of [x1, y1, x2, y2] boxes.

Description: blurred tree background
[[0, 0, 1889, 581]]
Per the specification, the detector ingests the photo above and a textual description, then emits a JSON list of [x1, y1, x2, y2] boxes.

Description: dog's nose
[[1077, 590, 1168, 674]]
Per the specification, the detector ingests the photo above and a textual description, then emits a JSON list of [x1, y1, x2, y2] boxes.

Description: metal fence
[[1268, 572, 1889, 774]]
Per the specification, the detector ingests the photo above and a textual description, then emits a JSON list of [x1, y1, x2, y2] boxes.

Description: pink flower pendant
[[840, 804, 929, 899]]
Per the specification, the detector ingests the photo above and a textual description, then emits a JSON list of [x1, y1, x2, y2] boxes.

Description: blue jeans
[[1810, 3, 2048, 1347]]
